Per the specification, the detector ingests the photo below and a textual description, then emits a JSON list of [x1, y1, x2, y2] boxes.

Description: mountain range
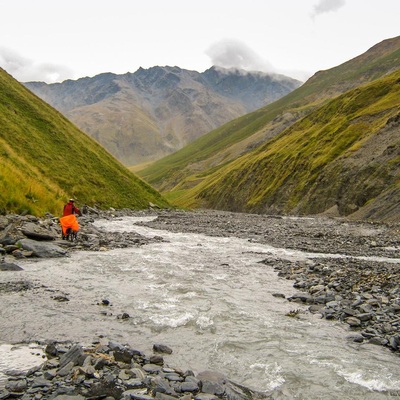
[[24, 67, 301, 166], [2, 35, 400, 222], [138, 36, 400, 222]]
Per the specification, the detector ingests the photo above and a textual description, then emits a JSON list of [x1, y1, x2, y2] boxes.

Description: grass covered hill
[[185, 69, 400, 221], [138, 36, 400, 196], [0, 68, 169, 216]]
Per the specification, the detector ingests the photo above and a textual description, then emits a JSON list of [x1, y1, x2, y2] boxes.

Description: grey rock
[[0, 263, 23, 271], [181, 381, 200, 392], [358, 312, 373, 321], [142, 364, 162, 373], [346, 317, 361, 327], [114, 348, 134, 364], [57, 361, 74, 377], [17, 239, 68, 258], [153, 344, 173, 354], [149, 355, 164, 365], [59, 344, 84, 368], [5, 379, 27, 392]]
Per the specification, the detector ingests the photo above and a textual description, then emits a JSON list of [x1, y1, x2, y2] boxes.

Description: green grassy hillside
[[138, 36, 400, 195], [173, 69, 400, 220], [0, 68, 169, 216]]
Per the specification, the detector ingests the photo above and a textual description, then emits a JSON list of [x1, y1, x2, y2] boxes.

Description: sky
[[0, 0, 399, 84]]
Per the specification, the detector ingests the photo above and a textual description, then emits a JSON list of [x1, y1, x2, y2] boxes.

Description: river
[[0, 216, 400, 399]]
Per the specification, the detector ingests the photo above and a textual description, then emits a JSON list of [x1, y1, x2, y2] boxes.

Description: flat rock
[[17, 239, 68, 258], [0, 263, 23, 271]]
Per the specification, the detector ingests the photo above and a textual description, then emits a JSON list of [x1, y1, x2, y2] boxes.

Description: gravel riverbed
[[1, 208, 400, 399]]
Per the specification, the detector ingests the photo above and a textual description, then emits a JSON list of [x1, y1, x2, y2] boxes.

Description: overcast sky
[[0, 0, 399, 83]]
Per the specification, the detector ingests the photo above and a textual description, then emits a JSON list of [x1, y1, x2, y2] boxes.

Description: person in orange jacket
[[63, 199, 82, 217]]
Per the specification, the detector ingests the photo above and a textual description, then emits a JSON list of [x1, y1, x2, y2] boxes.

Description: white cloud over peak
[[0, 47, 74, 83], [205, 39, 275, 73]]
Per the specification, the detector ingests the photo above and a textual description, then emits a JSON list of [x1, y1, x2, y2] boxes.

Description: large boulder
[[17, 239, 68, 258]]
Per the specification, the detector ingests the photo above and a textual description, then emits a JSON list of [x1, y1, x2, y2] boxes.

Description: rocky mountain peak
[[24, 65, 301, 165]]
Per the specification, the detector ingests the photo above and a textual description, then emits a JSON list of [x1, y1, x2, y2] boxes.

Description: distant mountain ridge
[[24, 66, 301, 165]]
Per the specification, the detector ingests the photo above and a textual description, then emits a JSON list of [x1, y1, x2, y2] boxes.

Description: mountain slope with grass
[[169, 69, 400, 221], [138, 36, 400, 196], [0, 68, 169, 216]]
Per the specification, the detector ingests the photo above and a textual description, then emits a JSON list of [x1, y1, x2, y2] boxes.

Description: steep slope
[[0, 67, 169, 216], [171, 69, 400, 221], [139, 36, 400, 194], [24, 66, 300, 165]]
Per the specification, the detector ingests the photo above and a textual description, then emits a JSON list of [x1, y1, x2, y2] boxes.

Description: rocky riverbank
[[1, 339, 269, 400], [0, 208, 163, 267], [1, 208, 400, 399]]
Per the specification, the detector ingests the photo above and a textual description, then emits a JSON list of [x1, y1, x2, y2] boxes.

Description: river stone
[[5, 379, 27, 392], [31, 377, 53, 388], [142, 364, 162, 373], [164, 373, 183, 382], [57, 361, 74, 377], [21, 222, 55, 241], [59, 344, 84, 368], [389, 335, 400, 350], [149, 355, 164, 365], [151, 376, 176, 395], [346, 334, 364, 343], [154, 393, 178, 400], [193, 394, 220, 400], [357, 312, 373, 321], [0, 236, 17, 246], [131, 368, 146, 380], [17, 239, 68, 258], [181, 381, 199, 392], [114, 348, 134, 364], [346, 317, 361, 327], [0, 262, 23, 271], [288, 293, 314, 304], [309, 284, 325, 294], [308, 304, 324, 314], [196, 371, 226, 396], [153, 344, 173, 354], [125, 379, 145, 389], [122, 390, 154, 399]]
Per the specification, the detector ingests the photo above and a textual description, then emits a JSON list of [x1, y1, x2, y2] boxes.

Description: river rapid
[[1, 215, 400, 399]]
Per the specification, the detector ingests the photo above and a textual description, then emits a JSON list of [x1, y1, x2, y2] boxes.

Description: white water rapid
[[1, 216, 400, 399]]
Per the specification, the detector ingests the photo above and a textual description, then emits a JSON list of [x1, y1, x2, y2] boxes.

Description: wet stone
[[153, 344, 173, 355], [0, 263, 23, 271], [142, 364, 162, 374], [5, 379, 27, 392], [180, 381, 200, 392]]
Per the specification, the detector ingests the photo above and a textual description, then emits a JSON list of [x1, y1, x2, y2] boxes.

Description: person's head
[[69, 198, 75, 203]]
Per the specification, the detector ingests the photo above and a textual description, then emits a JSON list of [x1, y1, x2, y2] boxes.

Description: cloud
[[311, 0, 346, 18], [0, 47, 74, 83], [205, 39, 275, 74]]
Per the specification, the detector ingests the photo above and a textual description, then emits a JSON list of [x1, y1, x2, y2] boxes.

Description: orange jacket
[[59, 214, 80, 236]]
